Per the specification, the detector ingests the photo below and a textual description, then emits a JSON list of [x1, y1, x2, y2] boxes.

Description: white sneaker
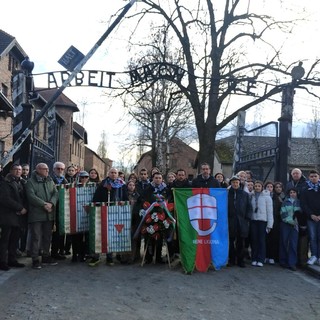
[[268, 259, 275, 265], [307, 256, 317, 265], [256, 262, 263, 267], [251, 261, 257, 266]]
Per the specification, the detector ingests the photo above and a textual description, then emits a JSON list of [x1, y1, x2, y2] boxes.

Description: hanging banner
[[173, 188, 228, 273], [59, 185, 97, 234], [88, 202, 132, 254]]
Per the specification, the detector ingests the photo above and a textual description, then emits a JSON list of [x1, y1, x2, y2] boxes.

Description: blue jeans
[[307, 219, 320, 258], [279, 222, 298, 267], [250, 220, 267, 263]]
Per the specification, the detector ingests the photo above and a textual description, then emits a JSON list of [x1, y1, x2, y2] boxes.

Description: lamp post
[[276, 62, 305, 186]]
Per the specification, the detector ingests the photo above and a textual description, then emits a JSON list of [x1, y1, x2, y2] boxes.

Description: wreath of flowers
[[139, 194, 176, 240]]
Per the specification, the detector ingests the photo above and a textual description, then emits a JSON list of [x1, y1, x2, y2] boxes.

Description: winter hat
[[229, 175, 240, 182], [79, 171, 89, 177]]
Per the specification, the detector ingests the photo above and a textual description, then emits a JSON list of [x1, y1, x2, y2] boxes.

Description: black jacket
[[167, 179, 191, 203], [192, 175, 220, 188], [228, 187, 252, 238], [300, 186, 320, 219], [0, 174, 27, 227], [93, 177, 128, 203]]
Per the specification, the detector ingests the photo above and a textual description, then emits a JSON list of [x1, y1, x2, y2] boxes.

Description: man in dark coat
[[227, 175, 252, 267], [167, 169, 190, 202], [0, 164, 28, 271], [192, 163, 220, 188]]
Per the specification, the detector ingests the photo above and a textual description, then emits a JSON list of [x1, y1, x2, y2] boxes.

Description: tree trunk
[[197, 127, 217, 171]]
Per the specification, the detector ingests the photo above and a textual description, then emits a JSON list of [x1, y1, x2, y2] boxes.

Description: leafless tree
[[301, 106, 320, 139], [125, 0, 320, 168], [96, 130, 108, 158], [123, 24, 195, 172]]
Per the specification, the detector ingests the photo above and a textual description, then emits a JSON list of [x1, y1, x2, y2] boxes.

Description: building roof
[[36, 88, 79, 111], [216, 135, 320, 167], [0, 29, 26, 60], [73, 122, 88, 144], [85, 146, 106, 162], [136, 136, 197, 165]]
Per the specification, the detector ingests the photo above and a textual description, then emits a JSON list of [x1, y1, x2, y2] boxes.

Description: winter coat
[[25, 171, 58, 223], [0, 174, 27, 227], [280, 197, 301, 226], [142, 182, 169, 204], [251, 190, 274, 229], [228, 187, 252, 238], [272, 191, 285, 230], [285, 176, 307, 197], [192, 175, 220, 188], [93, 177, 128, 203], [300, 185, 320, 219], [167, 179, 191, 203]]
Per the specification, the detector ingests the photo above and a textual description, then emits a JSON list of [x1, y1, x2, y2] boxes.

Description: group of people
[[0, 161, 319, 273], [0, 162, 101, 270], [227, 168, 320, 271]]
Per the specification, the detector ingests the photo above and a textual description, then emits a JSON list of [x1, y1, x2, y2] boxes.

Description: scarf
[[151, 181, 167, 193], [306, 180, 320, 192], [53, 175, 65, 185], [103, 177, 124, 189]]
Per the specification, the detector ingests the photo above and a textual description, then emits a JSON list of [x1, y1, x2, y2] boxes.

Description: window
[[1, 84, 8, 97], [8, 54, 19, 72]]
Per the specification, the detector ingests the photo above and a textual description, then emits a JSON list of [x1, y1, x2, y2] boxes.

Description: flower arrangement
[[138, 195, 176, 240]]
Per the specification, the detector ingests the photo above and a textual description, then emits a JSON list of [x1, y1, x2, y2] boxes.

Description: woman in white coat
[[250, 180, 274, 267]]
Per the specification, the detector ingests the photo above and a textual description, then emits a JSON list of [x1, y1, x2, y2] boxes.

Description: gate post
[[276, 62, 305, 187], [276, 85, 294, 186], [232, 111, 246, 175]]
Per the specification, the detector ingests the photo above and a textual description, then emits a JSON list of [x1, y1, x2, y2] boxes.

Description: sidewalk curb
[[305, 264, 320, 279]]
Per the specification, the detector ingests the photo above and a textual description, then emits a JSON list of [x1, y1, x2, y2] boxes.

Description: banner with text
[[174, 188, 228, 273]]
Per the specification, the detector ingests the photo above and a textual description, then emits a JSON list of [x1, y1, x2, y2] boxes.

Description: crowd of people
[[0, 161, 319, 273]]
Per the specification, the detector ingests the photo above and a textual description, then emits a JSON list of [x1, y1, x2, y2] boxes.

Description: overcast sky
[[1, 0, 320, 163]]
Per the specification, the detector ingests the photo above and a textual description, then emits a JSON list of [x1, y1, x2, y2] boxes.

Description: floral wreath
[[135, 194, 176, 240]]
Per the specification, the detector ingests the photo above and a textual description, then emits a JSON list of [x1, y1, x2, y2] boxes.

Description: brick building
[[84, 146, 110, 179], [0, 29, 91, 172], [0, 29, 26, 159], [135, 137, 198, 181]]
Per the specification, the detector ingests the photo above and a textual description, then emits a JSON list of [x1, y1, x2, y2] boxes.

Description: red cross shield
[[187, 194, 217, 236]]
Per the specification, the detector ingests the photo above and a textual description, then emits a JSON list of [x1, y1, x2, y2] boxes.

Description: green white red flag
[[88, 203, 132, 254], [59, 185, 96, 234], [174, 188, 228, 273]]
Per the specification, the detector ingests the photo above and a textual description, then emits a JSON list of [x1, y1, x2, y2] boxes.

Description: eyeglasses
[[80, 176, 89, 179], [55, 167, 65, 170]]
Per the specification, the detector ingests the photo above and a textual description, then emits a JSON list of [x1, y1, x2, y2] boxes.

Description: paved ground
[[0, 256, 320, 320]]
